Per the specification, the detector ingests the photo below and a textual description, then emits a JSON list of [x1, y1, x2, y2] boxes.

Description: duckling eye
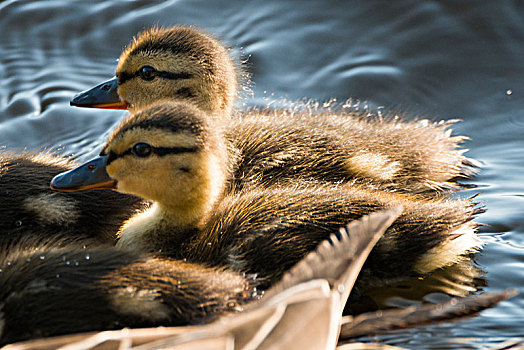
[[132, 143, 152, 157], [138, 66, 156, 81]]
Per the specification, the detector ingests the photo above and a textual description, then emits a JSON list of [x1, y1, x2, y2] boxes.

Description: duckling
[[0, 237, 260, 345], [52, 101, 482, 291], [0, 152, 145, 247], [70, 25, 479, 196]]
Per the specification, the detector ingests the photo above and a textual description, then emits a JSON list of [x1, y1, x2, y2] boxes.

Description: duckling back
[[228, 108, 479, 196], [188, 183, 482, 291]]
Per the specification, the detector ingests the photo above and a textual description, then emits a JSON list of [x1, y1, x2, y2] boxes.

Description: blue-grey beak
[[70, 77, 128, 109], [51, 155, 117, 192]]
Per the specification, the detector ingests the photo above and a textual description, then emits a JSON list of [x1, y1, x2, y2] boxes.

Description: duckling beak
[[70, 77, 128, 109], [50, 155, 117, 192]]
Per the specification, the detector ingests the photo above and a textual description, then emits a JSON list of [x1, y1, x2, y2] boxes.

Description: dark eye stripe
[[105, 146, 198, 165], [117, 70, 193, 85], [106, 151, 118, 165], [157, 71, 193, 80], [151, 146, 198, 156], [117, 72, 135, 85]]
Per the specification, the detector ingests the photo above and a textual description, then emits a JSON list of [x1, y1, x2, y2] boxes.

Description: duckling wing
[[268, 207, 402, 300]]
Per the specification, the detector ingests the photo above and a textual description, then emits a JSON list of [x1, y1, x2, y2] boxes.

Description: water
[[1, 0, 523, 348]]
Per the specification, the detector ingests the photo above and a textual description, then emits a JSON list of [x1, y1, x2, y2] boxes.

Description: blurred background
[[0, 1, 523, 348]]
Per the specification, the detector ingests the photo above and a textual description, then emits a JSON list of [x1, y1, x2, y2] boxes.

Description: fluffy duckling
[[0, 152, 145, 246], [71, 26, 479, 196], [0, 238, 259, 345], [52, 102, 482, 290]]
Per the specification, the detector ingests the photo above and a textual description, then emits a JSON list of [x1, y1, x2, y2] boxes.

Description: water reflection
[[345, 259, 486, 318]]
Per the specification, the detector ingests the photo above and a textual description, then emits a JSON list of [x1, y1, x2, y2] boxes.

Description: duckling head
[[53, 101, 229, 229], [71, 26, 238, 120]]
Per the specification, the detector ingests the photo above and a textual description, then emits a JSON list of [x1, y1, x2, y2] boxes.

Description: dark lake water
[[1, 1, 523, 348]]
